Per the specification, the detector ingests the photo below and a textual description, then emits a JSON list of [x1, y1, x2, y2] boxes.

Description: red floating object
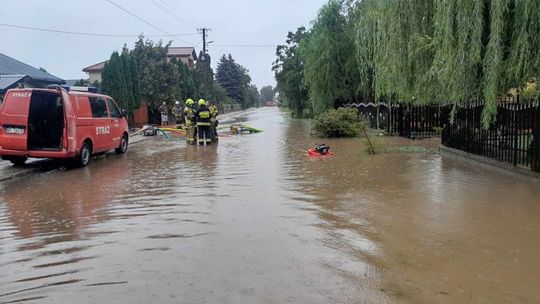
[[307, 148, 335, 157]]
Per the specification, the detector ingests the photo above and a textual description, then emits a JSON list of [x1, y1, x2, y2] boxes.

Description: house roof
[[0, 53, 65, 84], [168, 47, 198, 60], [82, 61, 107, 72], [0, 75, 27, 91]]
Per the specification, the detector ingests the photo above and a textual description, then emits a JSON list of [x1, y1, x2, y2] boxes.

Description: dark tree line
[[100, 36, 261, 119]]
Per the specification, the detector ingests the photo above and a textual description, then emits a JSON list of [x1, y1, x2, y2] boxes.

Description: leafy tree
[[260, 85, 275, 104], [171, 58, 196, 100], [102, 51, 130, 110], [300, 0, 361, 113], [213, 81, 234, 104], [131, 36, 180, 111], [74, 79, 87, 86], [244, 84, 261, 108], [273, 27, 310, 117], [193, 51, 214, 100], [216, 54, 252, 108], [277, 0, 540, 125]]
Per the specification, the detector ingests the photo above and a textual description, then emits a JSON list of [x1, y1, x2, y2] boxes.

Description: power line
[[150, 0, 193, 30], [0, 22, 198, 37], [212, 44, 277, 48], [105, 0, 172, 36], [160, 0, 200, 27]]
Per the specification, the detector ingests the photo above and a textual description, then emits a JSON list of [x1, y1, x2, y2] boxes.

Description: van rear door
[[0, 90, 31, 151], [61, 90, 77, 154]]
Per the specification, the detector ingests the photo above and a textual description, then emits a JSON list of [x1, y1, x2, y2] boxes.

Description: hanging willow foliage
[[277, 0, 540, 124], [429, 0, 485, 103], [355, 0, 435, 102], [483, 0, 508, 126], [507, 0, 540, 90], [301, 0, 360, 113]]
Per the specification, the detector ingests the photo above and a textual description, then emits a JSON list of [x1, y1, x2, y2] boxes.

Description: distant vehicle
[[0, 87, 129, 167], [265, 101, 276, 107]]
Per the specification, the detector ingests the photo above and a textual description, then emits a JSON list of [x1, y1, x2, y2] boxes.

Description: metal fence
[[442, 98, 540, 172], [346, 98, 540, 173], [346, 102, 444, 138]]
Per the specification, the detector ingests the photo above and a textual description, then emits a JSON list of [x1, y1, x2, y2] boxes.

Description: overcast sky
[[0, 0, 327, 88]]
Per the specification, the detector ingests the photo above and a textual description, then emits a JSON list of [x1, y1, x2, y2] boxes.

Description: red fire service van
[[0, 86, 129, 167]]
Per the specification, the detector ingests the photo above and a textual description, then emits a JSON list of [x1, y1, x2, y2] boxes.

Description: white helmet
[[175, 101, 180, 105]]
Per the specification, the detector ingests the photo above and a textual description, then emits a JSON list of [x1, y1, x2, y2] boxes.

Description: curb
[[439, 145, 540, 179], [0, 167, 40, 183]]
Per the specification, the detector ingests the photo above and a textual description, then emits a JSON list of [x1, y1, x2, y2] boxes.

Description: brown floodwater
[[1, 107, 539, 303]]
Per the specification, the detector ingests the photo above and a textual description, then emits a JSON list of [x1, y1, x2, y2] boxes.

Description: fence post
[[513, 96, 519, 166]]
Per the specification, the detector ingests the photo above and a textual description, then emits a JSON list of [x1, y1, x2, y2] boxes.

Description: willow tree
[[300, 0, 360, 113], [429, 0, 540, 126], [506, 0, 540, 96], [355, 0, 434, 102], [279, 0, 540, 125], [273, 27, 311, 117]]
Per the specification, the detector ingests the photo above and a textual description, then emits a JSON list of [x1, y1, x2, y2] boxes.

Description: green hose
[[156, 128, 170, 139]]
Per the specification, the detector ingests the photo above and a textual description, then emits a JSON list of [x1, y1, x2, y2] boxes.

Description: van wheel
[[76, 143, 92, 167], [115, 135, 128, 154], [9, 157, 27, 166]]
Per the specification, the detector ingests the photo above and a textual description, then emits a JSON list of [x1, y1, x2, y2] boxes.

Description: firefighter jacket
[[195, 105, 211, 126], [209, 105, 219, 121], [172, 105, 182, 119], [184, 106, 195, 123]]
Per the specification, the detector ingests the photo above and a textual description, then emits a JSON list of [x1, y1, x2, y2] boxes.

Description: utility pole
[[198, 28, 211, 54]]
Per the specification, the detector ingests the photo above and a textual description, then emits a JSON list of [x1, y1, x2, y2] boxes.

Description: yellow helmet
[[198, 99, 206, 106], [186, 98, 194, 106]]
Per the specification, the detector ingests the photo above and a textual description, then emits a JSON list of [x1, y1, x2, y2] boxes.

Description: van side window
[[106, 99, 122, 118], [89, 97, 108, 118]]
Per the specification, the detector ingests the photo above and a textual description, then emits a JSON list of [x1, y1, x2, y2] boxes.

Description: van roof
[[6, 88, 111, 99]]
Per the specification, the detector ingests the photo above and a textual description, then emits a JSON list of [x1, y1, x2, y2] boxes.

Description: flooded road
[[1, 108, 539, 303]]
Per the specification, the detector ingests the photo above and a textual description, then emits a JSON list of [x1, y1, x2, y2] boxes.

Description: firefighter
[[195, 99, 212, 146], [208, 101, 219, 142], [184, 99, 196, 145], [172, 101, 182, 125]]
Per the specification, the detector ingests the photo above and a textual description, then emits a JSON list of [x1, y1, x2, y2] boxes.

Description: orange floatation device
[[307, 144, 335, 157]]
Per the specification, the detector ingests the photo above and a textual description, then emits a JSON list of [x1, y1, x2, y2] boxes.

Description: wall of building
[[88, 72, 102, 84], [133, 101, 149, 128]]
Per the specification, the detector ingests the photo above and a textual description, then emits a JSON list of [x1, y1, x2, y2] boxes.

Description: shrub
[[312, 108, 364, 137]]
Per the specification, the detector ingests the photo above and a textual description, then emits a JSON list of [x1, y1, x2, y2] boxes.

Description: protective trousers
[[186, 121, 196, 145], [210, 118, 218, 142], [197, 125, 212, 145]]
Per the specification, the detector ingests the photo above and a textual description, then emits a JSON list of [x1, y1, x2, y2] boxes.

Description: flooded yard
[[1, 108, 539, 303]]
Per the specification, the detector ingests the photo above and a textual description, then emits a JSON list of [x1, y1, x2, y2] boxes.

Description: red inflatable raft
[[307, 148, 335, 157]]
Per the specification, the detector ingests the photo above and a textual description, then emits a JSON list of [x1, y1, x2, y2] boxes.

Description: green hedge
[[312, 108, 364, 137]]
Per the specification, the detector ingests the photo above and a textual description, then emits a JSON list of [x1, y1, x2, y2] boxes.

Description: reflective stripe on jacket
[[195, 106, 211, 126]]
